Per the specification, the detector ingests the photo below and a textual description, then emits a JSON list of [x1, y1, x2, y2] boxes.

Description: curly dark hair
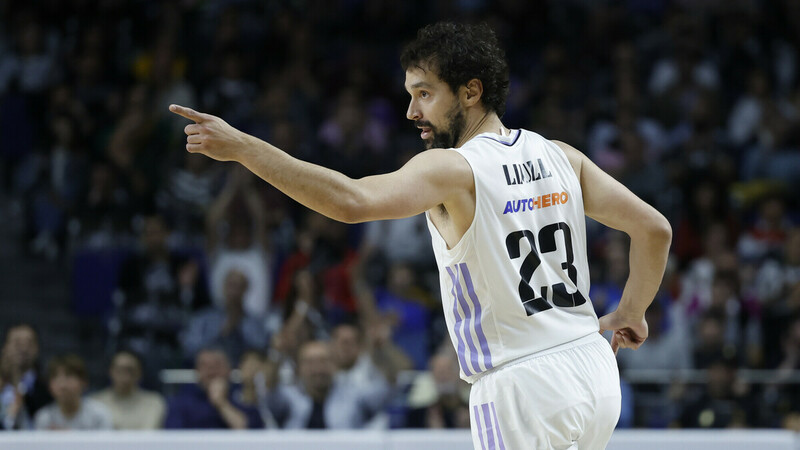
[[400, 22, 510, 118]]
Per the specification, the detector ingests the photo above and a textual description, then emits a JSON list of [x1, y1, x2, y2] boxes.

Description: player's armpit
[[344, 149, 474, 223]]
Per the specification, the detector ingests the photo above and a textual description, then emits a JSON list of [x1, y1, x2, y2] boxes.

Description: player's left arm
[[169, 104, 472, 223]]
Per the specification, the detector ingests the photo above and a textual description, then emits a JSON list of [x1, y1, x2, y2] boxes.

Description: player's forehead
[[404, 66, 445, 92]]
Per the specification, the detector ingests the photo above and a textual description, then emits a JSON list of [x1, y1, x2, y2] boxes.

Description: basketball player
[[170, 22, 671, 449]]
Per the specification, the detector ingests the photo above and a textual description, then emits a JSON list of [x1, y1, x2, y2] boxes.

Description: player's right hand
[[598, 310, 649, 355], [169, 104, 258, 163]]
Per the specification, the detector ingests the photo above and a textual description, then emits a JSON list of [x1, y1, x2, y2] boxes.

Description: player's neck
[[454, 109, 506, 148]]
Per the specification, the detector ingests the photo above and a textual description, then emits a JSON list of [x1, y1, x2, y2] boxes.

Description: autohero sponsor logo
[[502, 191, 569, 215]]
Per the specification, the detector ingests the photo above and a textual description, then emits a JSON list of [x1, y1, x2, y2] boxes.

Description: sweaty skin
[[169, 67, 670, 354]]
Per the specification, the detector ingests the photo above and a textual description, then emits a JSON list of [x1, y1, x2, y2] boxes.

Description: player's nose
[[406, 100, 420, 121]]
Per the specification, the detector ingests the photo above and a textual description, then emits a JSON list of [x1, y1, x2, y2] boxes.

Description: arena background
[[0, 0, 799, 447]]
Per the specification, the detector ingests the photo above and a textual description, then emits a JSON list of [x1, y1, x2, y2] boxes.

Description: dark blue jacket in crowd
[[164, 384, 263, 429]]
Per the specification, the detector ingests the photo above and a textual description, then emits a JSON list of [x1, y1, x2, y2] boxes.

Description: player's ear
[[462, 78, 483, 107]]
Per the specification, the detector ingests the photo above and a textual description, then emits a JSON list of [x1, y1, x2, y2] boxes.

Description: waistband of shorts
[[471, 332, 604, 382]]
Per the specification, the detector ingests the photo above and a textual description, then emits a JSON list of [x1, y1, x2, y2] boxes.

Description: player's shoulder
[[409, 148, 475, 189], [410, 148, 472, 169], [548, 139, 584, 179]]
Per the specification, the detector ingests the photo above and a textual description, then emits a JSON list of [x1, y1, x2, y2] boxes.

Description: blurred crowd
[[1, 0, 799, 432]]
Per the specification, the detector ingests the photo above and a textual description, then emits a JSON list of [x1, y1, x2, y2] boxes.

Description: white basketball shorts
[[469, 332, 621, 450]]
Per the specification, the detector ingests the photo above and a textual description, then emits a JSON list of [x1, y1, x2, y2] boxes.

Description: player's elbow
[[644, 213, 672, 246]]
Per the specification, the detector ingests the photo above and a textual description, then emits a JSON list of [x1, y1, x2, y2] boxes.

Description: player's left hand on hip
[[169, 104, 255, 162], [598, 310, 648, 355]]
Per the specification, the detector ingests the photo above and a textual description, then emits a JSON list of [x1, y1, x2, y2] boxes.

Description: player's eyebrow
[[406, 81, 433, 91]]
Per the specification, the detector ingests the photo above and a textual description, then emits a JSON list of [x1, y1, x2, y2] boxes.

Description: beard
[[418, 102, 467, 149]]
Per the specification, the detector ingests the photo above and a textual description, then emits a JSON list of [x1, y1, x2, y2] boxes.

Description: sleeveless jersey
[[426, 129, 599, 383]]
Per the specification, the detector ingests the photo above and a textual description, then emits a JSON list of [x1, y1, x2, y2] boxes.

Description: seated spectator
[[331, 324, 385, 388], [91, 350, 166, 429], [269, 340, 388, 429], [1, 323, 52, 427], [34, 354, 112, 430], [330, 324, 391, 417], [181, 268, 269, 364], [164, 348, 262, 429], [0, 350, 30, 430], [405, 351, 470, 429], [236, 349, 278, 428]]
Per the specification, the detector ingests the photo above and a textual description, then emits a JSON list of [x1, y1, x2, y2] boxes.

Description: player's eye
[[420, 91, 430, 98]]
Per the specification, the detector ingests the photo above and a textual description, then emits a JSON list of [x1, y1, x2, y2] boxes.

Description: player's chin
[[423, 137, 435, 149]]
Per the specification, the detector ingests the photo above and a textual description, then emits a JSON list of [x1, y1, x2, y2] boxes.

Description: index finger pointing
[[169, 104, 206, 123]]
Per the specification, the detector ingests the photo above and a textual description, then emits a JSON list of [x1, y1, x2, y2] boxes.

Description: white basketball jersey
[[426, 129, 599, 383]]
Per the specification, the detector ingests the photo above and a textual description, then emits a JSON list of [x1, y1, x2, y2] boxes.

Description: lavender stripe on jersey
[[460, 263, 494, 370], [446, 266, 473, 377], [452, 266, 482, 374], [482, 403, 496, 450], [490, 402, 506, 450], [473, 405, 487, 450]]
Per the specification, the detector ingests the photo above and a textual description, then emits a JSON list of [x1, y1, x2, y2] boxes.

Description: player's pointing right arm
[[168, 104, 473, 225]]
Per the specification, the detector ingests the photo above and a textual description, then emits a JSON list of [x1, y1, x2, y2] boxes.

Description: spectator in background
[[27, 114, 88, 260], [330, 324, 390, 403], [158, 151, 222, 240], [589, 231, 630, 316], [269, 340, 388, 429], [236, 349, 278, 428], [1, 324, 51, 424], [766, 315, 800, 427], [0, 350, 30, 430], [73, 161, 134, 246], [757, 227, 800, 366], [679, 352, 756, 428], [617, 299, 692, 372], [181, 268, 269, 364], [34, 354, 112, 430], [0, 21, 58, 95], [617, 299, 691, 428], [269, 269, 329, 386], [727, 69, 787, 149], [405, 350, 470, 429], [165, 348, 262, 429], [91, 350, 166, 429], [206, 166, 272, 318], [369, 263, 433, 370], [115, 213, 209, 372], [350, 257, 418, 375], [673, 180, 737, 266], [693, 313, 730, 370], [738, 194, 793, 263], [359, 142, 435, 269]]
